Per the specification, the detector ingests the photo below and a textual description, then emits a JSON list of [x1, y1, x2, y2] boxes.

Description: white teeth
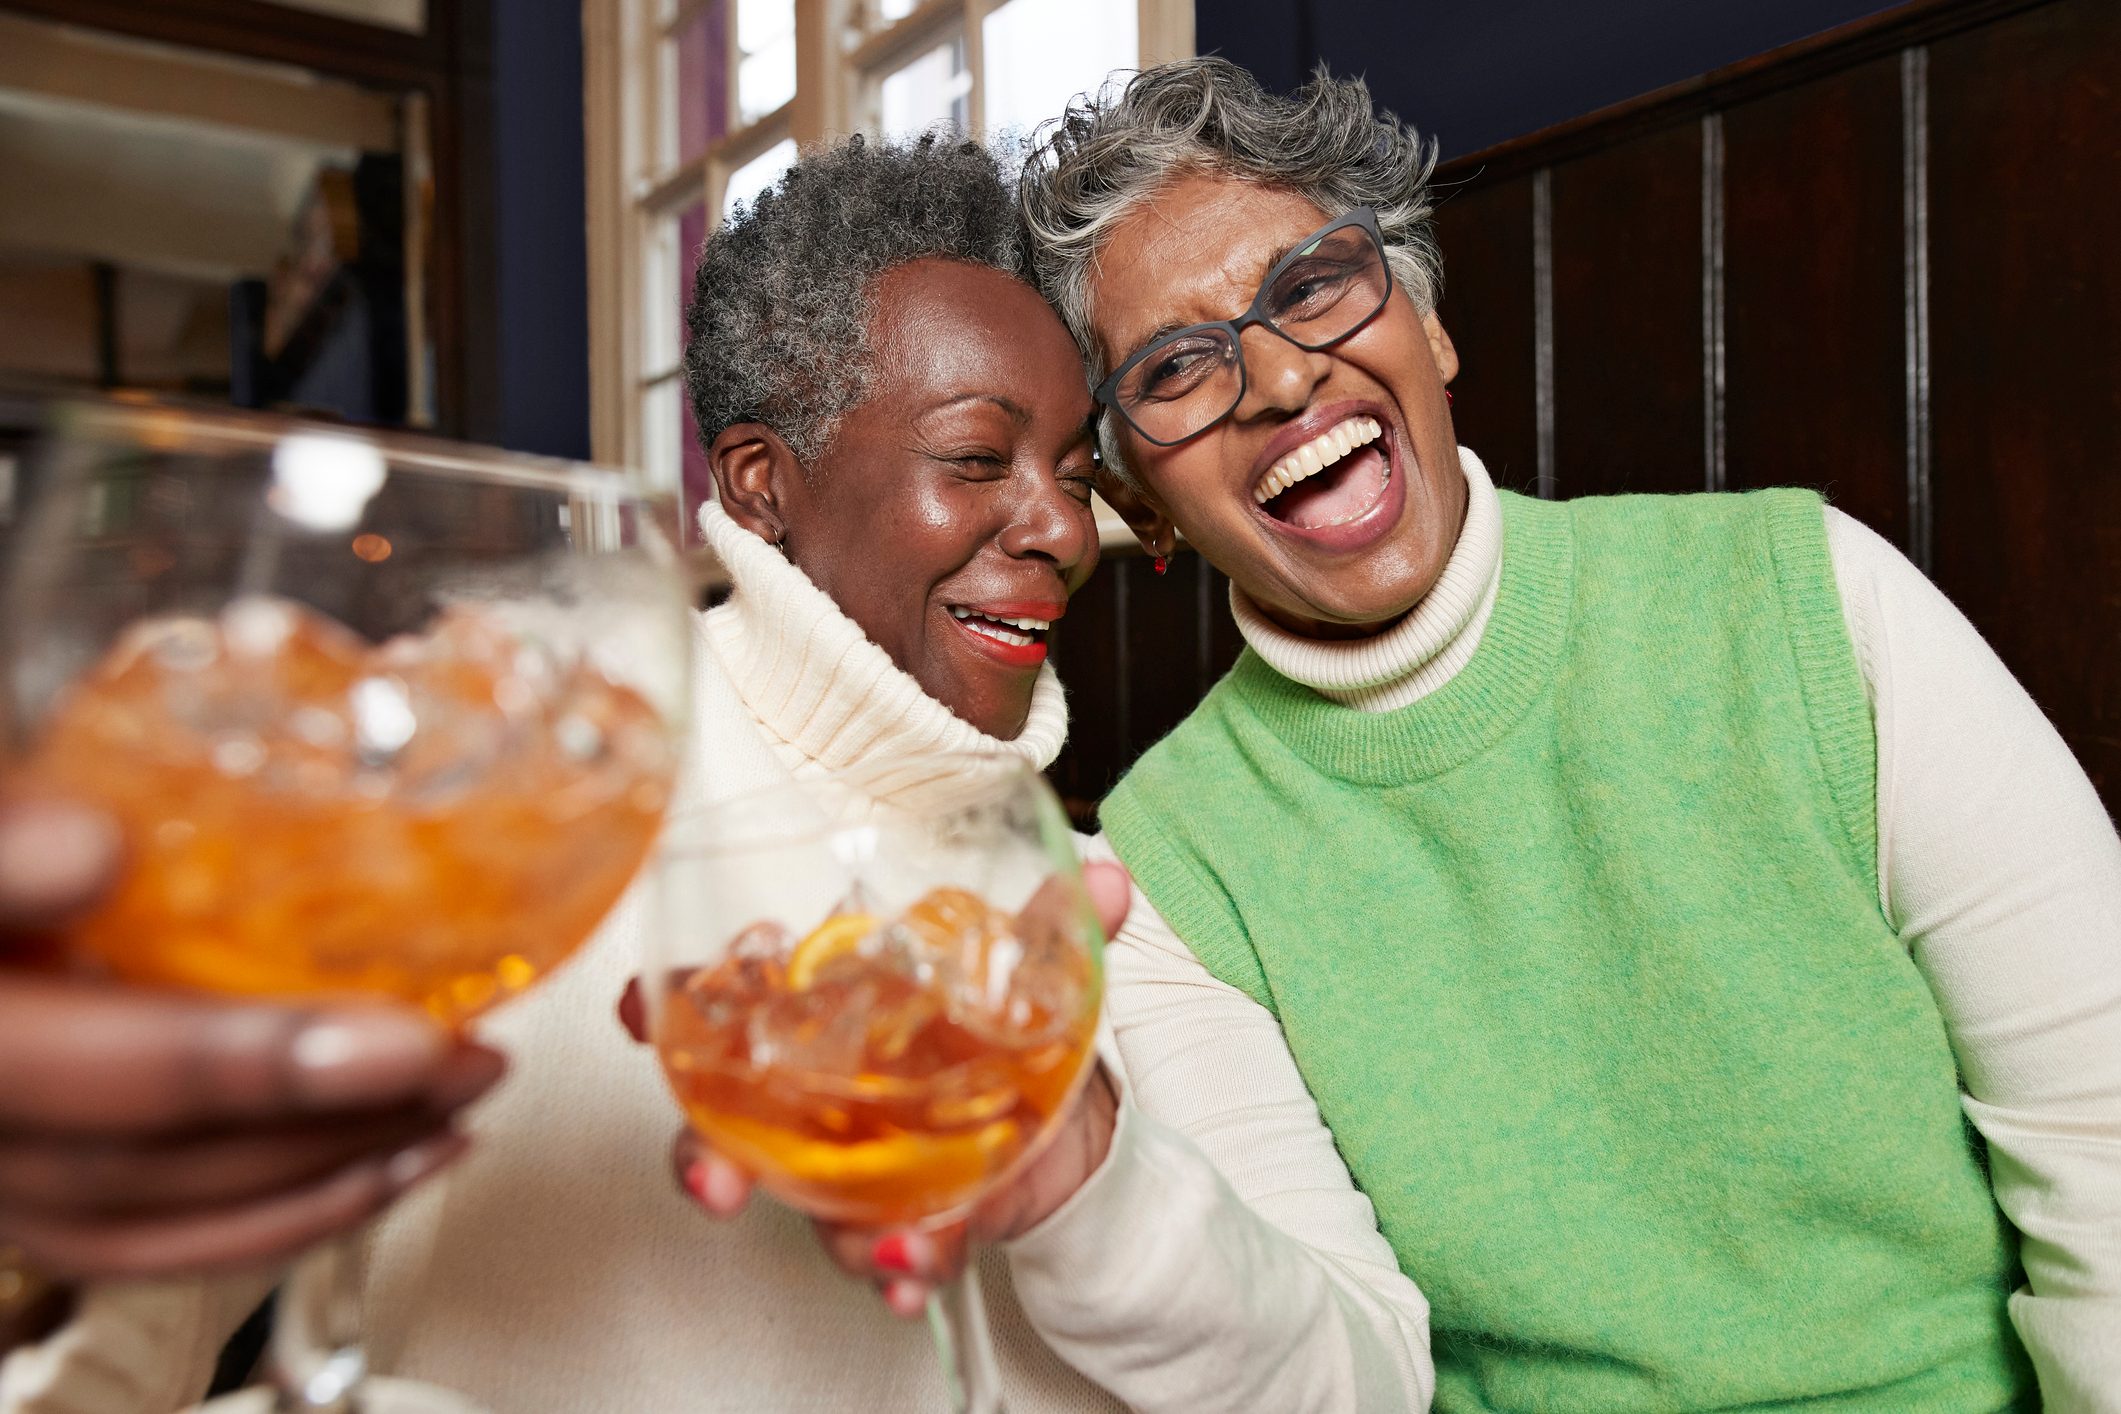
[[1253, 416, 1385, 504], [949, 607, 1051, 644]]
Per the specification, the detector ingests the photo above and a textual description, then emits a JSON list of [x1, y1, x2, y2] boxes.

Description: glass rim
[[37, 396, 668, 505], [659, 750, 1056, 859]]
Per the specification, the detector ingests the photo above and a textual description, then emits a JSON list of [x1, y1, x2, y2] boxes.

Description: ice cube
[[926, 1064, 1020, 1129], [748, 975, 875, 1078], [862, 973, 942, 1066]]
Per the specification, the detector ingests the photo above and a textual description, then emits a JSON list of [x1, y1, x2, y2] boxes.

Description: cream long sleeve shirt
[[1105, 448, 2121, 1409], [1, 499, 1434, 1413]]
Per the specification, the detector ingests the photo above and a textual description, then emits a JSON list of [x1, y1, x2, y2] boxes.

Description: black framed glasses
[[1094, 208, 1394, 447]]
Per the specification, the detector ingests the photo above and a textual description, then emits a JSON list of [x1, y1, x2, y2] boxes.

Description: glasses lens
[[1116, 328, 1241, 444], [1262, 225, 1390, 350]]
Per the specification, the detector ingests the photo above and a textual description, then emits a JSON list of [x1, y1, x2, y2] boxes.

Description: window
[[585, 0, 1192, 562]]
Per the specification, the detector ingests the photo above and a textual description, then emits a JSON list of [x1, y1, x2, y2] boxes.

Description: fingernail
[[384, 1130, 468, 1192], [872, 1231, 928, 1275], [683, 1157, 714, 1206], [883, 1278, 929, 1319], [0, 801, 118, 915], [291, 1010, 449, 1108], [701, 1157, 748, 1214]]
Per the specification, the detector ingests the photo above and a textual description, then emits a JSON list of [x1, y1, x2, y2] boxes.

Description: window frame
[[583, 0, 1193, 564]]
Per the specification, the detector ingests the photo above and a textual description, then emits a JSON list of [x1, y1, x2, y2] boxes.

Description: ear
[[708, 422, 805, 546], [1422, 310, 1460, 387], [1094, 464, 1178, 559]]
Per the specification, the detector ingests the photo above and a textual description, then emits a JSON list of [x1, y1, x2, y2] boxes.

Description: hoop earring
[[1152, 555, 1170, 576]]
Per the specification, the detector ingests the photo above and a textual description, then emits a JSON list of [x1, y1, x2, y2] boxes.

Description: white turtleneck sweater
[[1088, 448, 2121, 1410], [2, 501, 1432, 1413]]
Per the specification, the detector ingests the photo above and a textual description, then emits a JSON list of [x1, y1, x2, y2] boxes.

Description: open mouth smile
[[1250, 408, 1406, 552], [946, 602, 1061, 668]]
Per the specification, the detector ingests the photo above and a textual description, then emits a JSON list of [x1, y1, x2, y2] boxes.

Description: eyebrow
[[925, 392, 1031, 424], [1110, 229, 1318, 362]]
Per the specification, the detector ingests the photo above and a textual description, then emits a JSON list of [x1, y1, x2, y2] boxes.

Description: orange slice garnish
[[785, 912, 878, 990]]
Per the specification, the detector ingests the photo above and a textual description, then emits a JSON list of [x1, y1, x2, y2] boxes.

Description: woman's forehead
[[1093, 177, 1334, 355], [864, 261, 1091, 421]]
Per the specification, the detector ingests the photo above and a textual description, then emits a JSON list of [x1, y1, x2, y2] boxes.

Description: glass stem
[[270, 1233, 370, 1413], [925, 1260, 1005, 1414]]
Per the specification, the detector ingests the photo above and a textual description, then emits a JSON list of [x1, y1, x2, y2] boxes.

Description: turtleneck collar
[[693, 498, 1069, 811], [1231, 447, 1504, 713]]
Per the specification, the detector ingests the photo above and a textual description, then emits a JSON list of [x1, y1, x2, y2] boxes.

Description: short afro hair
[[683, 132, 1036, 466]]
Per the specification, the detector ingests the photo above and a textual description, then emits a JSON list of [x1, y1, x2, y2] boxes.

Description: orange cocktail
[[21, 597, 674, 1026], [658, 887, 1099, 1226]]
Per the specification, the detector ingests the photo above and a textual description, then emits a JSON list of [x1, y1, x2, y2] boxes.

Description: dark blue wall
[[1197, 0, 1905, 158], [490, 0, 590, 459]]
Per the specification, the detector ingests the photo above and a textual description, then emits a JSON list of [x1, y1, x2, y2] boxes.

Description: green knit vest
[[1101, 490, 2032, 1411]]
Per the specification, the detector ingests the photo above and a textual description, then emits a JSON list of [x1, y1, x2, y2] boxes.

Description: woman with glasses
[[1020, 59, 2121, 1411]]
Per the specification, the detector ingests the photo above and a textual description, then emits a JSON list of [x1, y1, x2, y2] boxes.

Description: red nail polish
[[683, 1158, 714, 1205], [872, 1233, 916, 1274]]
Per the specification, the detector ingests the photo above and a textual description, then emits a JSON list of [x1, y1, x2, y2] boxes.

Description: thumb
[[1081, 859, 1132, 943], [0, 797, 120, 930]]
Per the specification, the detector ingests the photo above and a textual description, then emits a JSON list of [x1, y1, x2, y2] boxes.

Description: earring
[[1152, 555, 1170, 576], [1445, 390, 1454, 405]]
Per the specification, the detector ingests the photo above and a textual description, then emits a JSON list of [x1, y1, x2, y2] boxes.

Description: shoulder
[[1557, 484, 1824, 545]]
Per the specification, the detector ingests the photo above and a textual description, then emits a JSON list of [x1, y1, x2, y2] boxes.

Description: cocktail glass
[[0, 401, 693, 1412], [644, 757, 1103, 1414]]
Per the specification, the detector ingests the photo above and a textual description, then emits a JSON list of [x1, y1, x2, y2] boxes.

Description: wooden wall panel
[[1929, 0, 2121, 808], [1047, 549, 1245, 829], [1721, 54, 1909, 545], [1125, 553, 1215, 757], [1549, 121, 1707, 497], [1431, 174, 1541, 493], [1047, 553, 1126, 824]]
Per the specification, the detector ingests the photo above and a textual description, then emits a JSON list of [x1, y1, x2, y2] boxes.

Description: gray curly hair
[[1019, 58, 1441, 482], [683, 132, 1033, 466]]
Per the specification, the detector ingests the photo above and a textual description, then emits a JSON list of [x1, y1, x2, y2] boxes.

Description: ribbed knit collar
[[1224, 487, 1576, 786], [1232, 447, 1503, 710], [694, 498, 1068, 810]]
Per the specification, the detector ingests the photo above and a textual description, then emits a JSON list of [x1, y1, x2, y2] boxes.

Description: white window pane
[[981, 0, 1137, 140], [877, 0, 916, 20], [641, 379, 682, 494], [879, 36, 969, 140], [736, 0, 796, 121], [721, 137, 797, 219], [643, 219, 682, 379]]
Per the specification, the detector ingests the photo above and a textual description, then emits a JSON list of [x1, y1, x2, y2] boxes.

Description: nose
[[1231, 322, 1331, 423], [998, 472, 1098, 582]]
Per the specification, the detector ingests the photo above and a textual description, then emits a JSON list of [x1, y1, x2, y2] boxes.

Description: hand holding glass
[[645, 761, 1103, 1413], [1, 403, 691, 1413]]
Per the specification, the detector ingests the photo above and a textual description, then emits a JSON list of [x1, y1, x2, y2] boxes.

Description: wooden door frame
[[0, 0, 498, 441]]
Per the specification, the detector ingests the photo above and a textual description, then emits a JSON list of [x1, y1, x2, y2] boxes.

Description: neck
[[1233, 447, 1503, 712], [694, 498, 1068, 806]]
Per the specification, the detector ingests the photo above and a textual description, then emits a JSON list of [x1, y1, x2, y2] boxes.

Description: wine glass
[[644, 756, 1105, 1414], [0, 399, 692, 1413]]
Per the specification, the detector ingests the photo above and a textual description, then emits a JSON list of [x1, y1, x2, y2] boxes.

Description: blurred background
[[0, 0, 2113, 823]]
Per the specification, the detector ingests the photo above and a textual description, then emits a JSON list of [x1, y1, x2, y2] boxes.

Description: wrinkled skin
[[1089, 175, 1469, 639], [709, 258, 1102, 738]]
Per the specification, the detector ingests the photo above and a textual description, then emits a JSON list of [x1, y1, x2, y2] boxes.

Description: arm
[[1828, 509, 2121, 1411], [1005, 836, 1432, 1414]]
